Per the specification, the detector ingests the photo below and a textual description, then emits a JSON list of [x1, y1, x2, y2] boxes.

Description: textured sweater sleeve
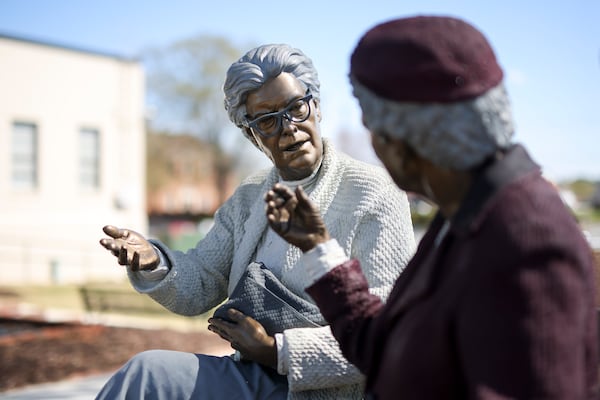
[[127, 193, 238, 316], [305, 259, 385, 375], [283, 172, 415, 392]]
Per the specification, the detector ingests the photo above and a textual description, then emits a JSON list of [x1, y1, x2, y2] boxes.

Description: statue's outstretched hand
[[265, 184, 330, 252], [99, 225, 159, 271]]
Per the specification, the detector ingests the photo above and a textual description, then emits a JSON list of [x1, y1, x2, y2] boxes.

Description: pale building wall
[[0, 35, 147, 284]]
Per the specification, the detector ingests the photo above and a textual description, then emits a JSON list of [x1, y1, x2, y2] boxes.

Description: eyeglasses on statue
[[244, 93, 313, 138]]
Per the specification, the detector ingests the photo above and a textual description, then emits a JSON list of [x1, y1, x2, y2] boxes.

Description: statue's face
[[245, 73, 323, 181]]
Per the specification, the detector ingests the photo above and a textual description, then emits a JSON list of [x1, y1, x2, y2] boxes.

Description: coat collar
[[450, 144, 540, 236], [386, 144, 540, 317]]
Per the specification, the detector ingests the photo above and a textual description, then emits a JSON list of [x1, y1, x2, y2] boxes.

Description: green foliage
[[574, 207, 600, 223], [143, 35, 248, 147], [143, 35, 258, 204], [167, 232, 204, 251], [411, 211, 436, 228], [564, 179, 597, 201], [410, 198, 437, 228]]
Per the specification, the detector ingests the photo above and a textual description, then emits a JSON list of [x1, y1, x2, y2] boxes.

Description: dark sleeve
[[306, 259, 386, 374]]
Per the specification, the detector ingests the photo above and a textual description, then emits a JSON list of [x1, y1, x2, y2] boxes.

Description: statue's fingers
[[118, 246, 128, 265], [131, 251, 140, 271], [103, 225, 124, 239], [279, 219, 291, 234]]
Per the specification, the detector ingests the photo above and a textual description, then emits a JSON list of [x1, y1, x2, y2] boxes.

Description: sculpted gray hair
[[223, 44, 320, 146], [351, 78, 515, 170]]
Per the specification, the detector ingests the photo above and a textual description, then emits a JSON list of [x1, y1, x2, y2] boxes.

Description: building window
[[11, 122, 38, 189], [79, 128, 100, 189]]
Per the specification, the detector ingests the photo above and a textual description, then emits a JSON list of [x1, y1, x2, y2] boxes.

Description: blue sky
[[1, 0, 598, 181]]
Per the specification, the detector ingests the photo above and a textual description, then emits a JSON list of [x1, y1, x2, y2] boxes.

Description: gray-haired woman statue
[[97, 43, 415, 399], [266, 17, 598, 400]]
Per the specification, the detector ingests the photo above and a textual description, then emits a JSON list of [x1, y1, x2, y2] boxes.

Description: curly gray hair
[[351, 78, 515, 170], [223, 44, 320, 147]]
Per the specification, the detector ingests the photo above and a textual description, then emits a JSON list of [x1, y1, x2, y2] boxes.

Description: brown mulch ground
[[0, 318, 231, 392]]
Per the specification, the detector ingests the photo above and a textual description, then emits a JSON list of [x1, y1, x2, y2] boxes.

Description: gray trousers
[[96, 350, 288, 400]]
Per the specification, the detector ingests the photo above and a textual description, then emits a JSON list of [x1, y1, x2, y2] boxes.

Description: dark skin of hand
[[99, 225, 160, 271], [264, 183, 330, 252], [100, 225, 277, 368], [207, 184, 331, 368], [208, 309, 277, 368], [227, 183, 326, 368]]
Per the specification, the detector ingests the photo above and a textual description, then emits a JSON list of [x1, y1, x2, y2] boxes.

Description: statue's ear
[[244, 127, 259, 148], [314, 100, 322, 122]]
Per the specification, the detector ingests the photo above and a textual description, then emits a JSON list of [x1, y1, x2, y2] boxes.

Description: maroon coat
[[307, 145, 598, 399]]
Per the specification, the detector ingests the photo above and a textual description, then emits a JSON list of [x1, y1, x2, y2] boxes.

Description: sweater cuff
[[135, 246, 170, 282], [301, 239, 349, 286], [275, 333, 289, 375]]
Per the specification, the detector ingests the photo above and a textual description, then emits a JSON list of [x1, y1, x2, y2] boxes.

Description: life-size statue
[[97, 43, 415, 399]]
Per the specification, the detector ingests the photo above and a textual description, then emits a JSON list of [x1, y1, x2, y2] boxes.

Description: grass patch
[[0, 284, 90, 312], [0, 283, 215, 332]]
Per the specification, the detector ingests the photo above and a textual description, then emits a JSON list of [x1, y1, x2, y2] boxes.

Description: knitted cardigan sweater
[[129, 140, 416, 399]]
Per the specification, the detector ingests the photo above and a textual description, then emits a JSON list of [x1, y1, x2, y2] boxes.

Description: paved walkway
[[0, 373, 114, 399]]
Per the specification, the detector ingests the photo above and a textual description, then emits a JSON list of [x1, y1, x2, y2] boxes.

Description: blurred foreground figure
[[97, 43, 415, 399], [266, 16, 598, 400]]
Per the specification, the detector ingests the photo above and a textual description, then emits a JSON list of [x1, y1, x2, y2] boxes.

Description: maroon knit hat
[[350, 16, 503, 103]]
